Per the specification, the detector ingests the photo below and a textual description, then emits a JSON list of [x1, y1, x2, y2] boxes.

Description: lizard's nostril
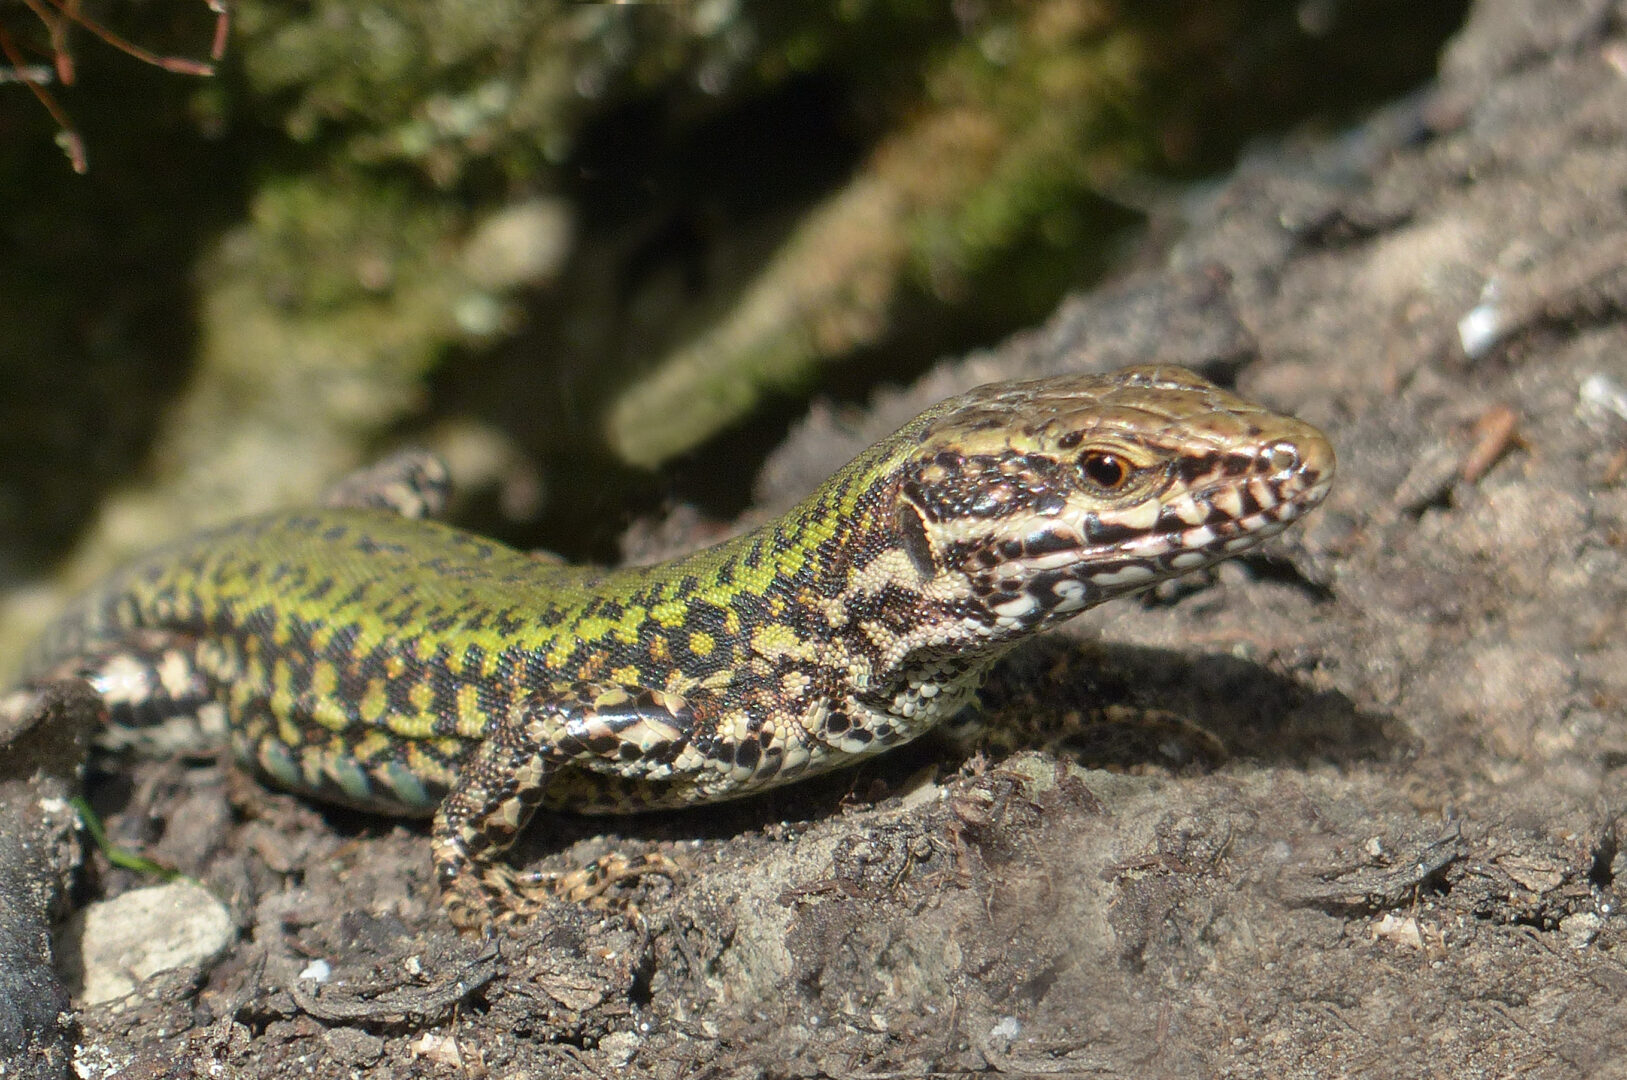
[[1266, 443, 1299, 474]]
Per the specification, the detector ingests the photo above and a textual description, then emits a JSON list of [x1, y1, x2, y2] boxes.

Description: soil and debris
[[6, 0, 1627, 1075]]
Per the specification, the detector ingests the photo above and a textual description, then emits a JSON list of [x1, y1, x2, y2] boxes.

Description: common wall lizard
[[8, 366, 1334, 926]]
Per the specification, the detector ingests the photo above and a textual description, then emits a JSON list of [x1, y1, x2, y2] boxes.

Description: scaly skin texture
[[14, 366, 1334, 926]]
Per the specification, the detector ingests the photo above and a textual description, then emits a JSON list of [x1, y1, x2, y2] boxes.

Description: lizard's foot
[[518, 851, 683, 908], [442, 863, 522, 931], [442, 853, 682, 930], [321, 448, 451, 520]]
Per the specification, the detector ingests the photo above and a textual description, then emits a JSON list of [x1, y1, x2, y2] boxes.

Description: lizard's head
[[887, 365, 1335, 635]]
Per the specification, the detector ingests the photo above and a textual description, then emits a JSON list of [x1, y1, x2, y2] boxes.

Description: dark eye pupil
[[1081, 451, 1127, 488]]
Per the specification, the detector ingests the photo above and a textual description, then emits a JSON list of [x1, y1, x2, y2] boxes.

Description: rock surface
[[0, 683, 96, 1080], [61, 881, 236, 1007]]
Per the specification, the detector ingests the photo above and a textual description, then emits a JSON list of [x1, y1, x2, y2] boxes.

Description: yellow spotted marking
[[268, 660, 297, 716], [349, 728, 394, 762], [305, 624, 333, 655], [689, 630, 715, 657], [359, 680, 389, 725], [455, 684, 485, 737], [546, 639, 576, 667], [310, 695, 350, 732], [276, 712, 303, 754], [310, 661, 338, 702], [650, 599, 688, 628], [304, 662, 347, 729], [389, 707, 438, 739], [700, 668, 737, 692], [751, 623, 817, 662]]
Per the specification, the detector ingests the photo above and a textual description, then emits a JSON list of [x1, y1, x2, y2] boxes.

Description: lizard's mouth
[[968, 446, 1334, 631], [994, 464, 1332, 569], [1103, 465, 1335, 567]]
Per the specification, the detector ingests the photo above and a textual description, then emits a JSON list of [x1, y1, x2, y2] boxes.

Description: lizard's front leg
[[431, 682, 698, 929]]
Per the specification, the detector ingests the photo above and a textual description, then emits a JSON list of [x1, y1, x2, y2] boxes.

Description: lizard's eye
[[1078, 450, 1129, 490]]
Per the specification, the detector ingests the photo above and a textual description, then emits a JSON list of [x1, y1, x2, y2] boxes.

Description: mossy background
[[0, 0, 1468, 663]]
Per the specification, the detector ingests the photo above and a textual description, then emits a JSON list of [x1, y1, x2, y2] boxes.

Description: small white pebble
[[1580, 373, 1627, 425], [1457, 280, 1504, 359], [410, 1032, 464, 1067], [989, 1016, 1022, 1040], [298, 959, 332, 983], [1604, 40, 1627, 78], [1372, 913, 1424, 950]]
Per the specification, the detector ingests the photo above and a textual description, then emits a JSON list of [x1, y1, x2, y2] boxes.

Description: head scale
[[887, 365, 1334, 637]]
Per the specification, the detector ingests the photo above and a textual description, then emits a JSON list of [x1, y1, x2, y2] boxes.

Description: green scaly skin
[[12, 365, 1334, 926]]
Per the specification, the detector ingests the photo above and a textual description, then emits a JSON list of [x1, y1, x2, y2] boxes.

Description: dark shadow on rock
[[980, 635, 1399, 770]]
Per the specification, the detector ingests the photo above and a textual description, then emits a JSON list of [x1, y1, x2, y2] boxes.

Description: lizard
[[5, 365, 1334, 927]]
